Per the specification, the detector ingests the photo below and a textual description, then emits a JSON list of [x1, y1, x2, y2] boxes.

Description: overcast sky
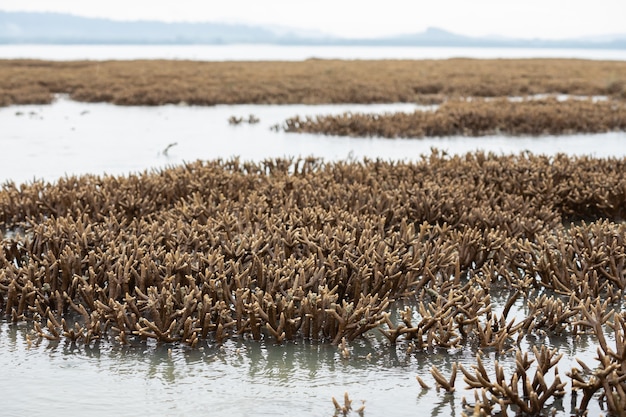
[[2, 1, 624, 39]]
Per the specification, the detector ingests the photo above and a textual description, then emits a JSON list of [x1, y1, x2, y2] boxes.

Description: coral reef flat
[[1, 58, 625, 107]]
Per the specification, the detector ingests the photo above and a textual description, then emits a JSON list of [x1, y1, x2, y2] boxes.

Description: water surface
[[2, 97, 624, 184], [0, 317, 604, 417], [1, 44, 625, 61]]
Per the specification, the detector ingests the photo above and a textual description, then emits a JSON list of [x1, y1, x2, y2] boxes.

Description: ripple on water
[[0, 309, 608, 417]]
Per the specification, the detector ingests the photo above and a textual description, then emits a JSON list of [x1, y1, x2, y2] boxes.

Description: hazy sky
[[2, 1, 624, 39]]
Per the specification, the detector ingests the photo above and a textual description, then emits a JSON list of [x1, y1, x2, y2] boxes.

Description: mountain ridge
[[1, 11, 625, 49]]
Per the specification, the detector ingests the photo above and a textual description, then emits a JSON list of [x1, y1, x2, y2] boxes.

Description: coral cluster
[[279, 98, 626, 137], [1, 153, 626, 414]]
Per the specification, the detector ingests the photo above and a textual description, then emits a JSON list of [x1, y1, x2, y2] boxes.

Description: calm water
[[2, 97, 625, 184], [0, 307, 604, 417], [1, 44, 626, 61]]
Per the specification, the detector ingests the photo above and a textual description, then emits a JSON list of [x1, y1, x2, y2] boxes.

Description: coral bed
[[2, 154, 626, 413]]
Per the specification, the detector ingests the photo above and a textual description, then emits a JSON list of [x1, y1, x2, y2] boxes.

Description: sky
[[2, 1, 625, 40]]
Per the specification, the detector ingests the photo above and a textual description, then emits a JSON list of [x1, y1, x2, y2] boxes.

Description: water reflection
[[430, 393, 457, 417], [0, 319, 607, 416]]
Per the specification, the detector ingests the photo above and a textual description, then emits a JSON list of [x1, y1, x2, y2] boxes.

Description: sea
[[1, 43, 626, 61]]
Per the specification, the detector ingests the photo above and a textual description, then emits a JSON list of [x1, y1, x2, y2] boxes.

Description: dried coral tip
[[431, 365, 455, 393], [343, 392, 352, 411], [339, 337, 350, 359], [228, 116, 243, 125], [332, 396, 341, 411], [416, 375, 431, 390]]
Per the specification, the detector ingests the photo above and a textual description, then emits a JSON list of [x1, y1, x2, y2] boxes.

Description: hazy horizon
[[2, 1, 625, 41]]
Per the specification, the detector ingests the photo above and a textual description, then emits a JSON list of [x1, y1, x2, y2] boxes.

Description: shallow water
[[2, 97, 625, 184], [0, 296, 607, 417], [0, 313, 605, 417], [1, 44, 626, 61]]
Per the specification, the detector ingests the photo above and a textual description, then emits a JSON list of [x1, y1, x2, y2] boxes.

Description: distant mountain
[[0, 11, 286, 44], [351, 27, 626, 49], [1, 11, 625, 49]]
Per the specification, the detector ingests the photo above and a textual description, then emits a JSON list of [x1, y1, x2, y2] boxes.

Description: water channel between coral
[[1, 97, 625, 184]]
